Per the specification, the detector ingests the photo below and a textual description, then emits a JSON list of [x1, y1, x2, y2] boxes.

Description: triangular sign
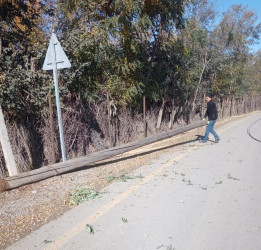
[[42, 33, 71, 70]]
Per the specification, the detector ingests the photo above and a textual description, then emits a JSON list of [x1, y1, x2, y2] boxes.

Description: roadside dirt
[[0, 114, 249, 249]]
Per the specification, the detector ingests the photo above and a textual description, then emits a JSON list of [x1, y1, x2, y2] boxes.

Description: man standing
[[200, 94, 220, 143]]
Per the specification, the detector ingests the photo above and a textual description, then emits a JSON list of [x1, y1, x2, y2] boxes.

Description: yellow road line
[[45, 114, 255, 250], [45, 151, 191, 250]]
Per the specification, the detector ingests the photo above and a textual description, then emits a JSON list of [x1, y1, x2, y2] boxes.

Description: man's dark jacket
[[204, 100, 218, 120]]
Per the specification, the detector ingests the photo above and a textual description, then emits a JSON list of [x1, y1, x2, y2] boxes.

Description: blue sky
[[212, 0, 261, 52], [214, 0, 261, 52]]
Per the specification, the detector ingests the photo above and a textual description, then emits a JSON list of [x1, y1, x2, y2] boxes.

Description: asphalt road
[[8, 113, 261, 250]]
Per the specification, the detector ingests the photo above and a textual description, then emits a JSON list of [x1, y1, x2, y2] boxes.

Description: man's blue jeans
[[203, 119, 219, 142]]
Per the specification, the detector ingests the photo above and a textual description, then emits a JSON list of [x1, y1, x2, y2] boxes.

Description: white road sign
[[43, 33, 71, 70], [42, 33, 71, 162]]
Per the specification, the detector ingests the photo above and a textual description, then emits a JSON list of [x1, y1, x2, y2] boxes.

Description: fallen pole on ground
[[0, 120, 206, 192]]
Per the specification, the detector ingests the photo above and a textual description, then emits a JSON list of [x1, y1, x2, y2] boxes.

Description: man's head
[[206, 93, 213, 102]]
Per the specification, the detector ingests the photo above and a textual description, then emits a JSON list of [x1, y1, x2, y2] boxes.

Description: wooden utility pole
[[0, 37, 2, 55], [0, 120, 207, 191], [48, 92, 56, 163], [201, 93, 206, 118], [0, 107, 18, 176], [30, 57, 36, 73], [107, 92, 112, 147], [143, 95, 147, 137]]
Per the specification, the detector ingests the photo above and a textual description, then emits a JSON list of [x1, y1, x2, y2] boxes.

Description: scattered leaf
[[227, 173, 240, 181], [157, 245, 165, 249], [69, 187, 100, 206], [86, 224, 94, 234], [43, 240, 52, 244], [108, 174, 144, 183], [187, 180, 193, 185], [121, 217, 128, 223]]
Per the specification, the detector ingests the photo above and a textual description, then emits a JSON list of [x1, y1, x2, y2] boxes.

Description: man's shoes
[[199, 140, 207, 143], [215, 138, 220, 143]]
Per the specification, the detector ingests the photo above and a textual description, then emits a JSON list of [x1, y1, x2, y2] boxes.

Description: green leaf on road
[[43, 240, 53, 244], [227, 173, 240, 181], [69, 187, 100, 206], [121, 217, 128, 223], [108, 174, 144, 183], [86, 224, 94, 234]]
